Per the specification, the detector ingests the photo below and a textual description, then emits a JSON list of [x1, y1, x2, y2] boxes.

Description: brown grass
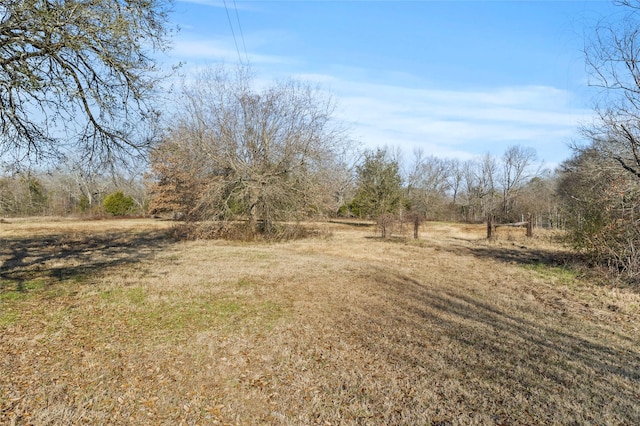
[[1, 219, 640, 425]]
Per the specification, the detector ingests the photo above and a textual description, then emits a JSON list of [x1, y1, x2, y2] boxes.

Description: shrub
[[171, 221, 329, 242], [103, 191, 135, 216]]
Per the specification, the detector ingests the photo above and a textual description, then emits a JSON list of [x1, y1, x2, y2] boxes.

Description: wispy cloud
[[172, 38, 288, 64], [296, 74, 592, 164]]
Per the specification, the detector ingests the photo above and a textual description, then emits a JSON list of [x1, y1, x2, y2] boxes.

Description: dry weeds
[[1, 219, 639, 425]]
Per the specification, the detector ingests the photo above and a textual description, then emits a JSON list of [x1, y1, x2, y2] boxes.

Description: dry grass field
[[1, 218, 640, 425]]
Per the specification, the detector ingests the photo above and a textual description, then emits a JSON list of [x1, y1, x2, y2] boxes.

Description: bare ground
[[1, 219, 639, 425]]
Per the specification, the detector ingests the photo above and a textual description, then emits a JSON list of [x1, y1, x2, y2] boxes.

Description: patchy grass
[[1, 219, 640, 425], [523, 262, 577, 285], [0, 310, 19, 327]]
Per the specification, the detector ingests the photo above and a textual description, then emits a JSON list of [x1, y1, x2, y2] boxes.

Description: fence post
[[487, 215, 493, 239], [526, 213, 533, 238]]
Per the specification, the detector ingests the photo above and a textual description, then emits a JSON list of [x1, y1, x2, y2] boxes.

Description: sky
[[165, 0, 622, 169]]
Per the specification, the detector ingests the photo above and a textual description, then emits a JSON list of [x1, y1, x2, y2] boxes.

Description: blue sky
[[167, 0, 620, 168]]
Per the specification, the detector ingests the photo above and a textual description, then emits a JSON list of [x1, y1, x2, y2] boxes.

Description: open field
[[1, 218, 640, 425]]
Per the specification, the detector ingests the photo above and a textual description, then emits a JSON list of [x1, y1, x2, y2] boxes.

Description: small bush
[[103, 191, 135, 216]]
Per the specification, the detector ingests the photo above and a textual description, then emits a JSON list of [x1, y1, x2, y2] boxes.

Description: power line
[[222, 0, 243, 64], [233, 0, 250, 63]]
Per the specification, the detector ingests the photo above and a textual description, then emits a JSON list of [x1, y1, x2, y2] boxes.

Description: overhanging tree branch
[[0, 0, 173, 165]]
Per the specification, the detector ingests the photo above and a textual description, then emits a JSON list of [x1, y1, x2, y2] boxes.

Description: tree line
[[0, 64, 565, 235], [0, 161, 147, 217], [0, 65, 560, 234]]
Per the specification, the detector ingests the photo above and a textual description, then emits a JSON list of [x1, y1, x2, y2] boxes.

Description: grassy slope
[[1, 219, 639, 425]]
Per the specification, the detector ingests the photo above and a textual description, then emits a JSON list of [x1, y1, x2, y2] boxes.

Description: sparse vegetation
[[2, 218, 639, 425]]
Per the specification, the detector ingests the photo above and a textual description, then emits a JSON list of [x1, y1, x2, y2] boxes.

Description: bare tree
[[479, 153, 499, 210], [500, 145, 538, 221], [149, 66, 351, 235], [0, 0, 172, 164], [564, 0, 640, 280], [448, 158, 464, 207], [66, 161, 111, 211], [558, 147, 640, 278], [518, 171, 562, 229], [460, 159, 482, 222], [460, 154, 499, 222], [406, 148, 452, 223], [324, 149, 360, 217], [583, 0, 640, 179]]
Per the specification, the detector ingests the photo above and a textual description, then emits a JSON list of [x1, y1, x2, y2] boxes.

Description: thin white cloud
[[319, 76, 593, 164], [172, 38, 288, 64]]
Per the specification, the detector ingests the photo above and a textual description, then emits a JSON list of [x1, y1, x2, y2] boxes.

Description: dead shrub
[[171, 221, 330, 242], [377, 214, 409, 239]]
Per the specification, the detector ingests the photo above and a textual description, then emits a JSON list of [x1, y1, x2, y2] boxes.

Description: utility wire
[[222, 0, 243, 64], [233, 0, 250, 63]]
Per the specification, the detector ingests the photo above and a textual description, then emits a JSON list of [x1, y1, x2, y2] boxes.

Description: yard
[[1, 218, 639, 424]]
